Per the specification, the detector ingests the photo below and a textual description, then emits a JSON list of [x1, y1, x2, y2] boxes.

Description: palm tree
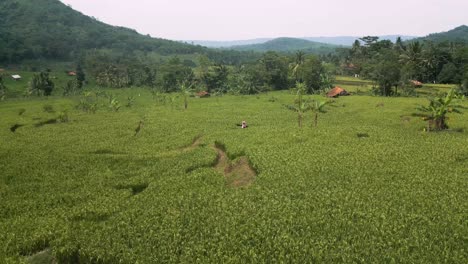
[[399, 41, 424, 80], [291, 51, 306, 83], [285, 82, 309, 128]]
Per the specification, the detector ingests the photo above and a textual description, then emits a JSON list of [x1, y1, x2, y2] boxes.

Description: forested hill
[[0, 0, 210, 64], [414, 25, 468, 43], [228, 37, 339, 54]]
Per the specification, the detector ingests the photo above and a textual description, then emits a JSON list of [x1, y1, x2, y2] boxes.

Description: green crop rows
[[0, 90, 467, 263]]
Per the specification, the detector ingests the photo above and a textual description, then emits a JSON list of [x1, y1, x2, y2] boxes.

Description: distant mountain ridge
[[303, 35, 418, 46], [187, 35, 418, 48], [225, 37, 339, 54], [183, 39, 273, 48]]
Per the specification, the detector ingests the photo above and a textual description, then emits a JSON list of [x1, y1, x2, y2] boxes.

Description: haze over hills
[[225, 38, 339, 54], [187, 35, 418, 48], [184, 39, 274, 48]]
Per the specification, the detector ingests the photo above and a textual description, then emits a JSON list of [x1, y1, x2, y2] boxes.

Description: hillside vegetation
[[229, 37, 339, 54], [0, 0, 261, 66], [0, 0, 210, 64], [414, 25, 468, 43]]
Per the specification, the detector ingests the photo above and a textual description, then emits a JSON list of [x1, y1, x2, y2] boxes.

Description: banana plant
[[107, 94, 121, 112], [179, 80, 194, 110], [310, 100, 328, 127], [285, 82, 309, 128], [417, 88, 463, 131]]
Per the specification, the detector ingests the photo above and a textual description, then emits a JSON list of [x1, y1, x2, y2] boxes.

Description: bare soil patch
[[212, 143, 256, 188], [182, 135, 203, 152]]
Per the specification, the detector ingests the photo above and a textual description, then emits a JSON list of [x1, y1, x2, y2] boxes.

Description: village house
[[11, 75, 21, 81]]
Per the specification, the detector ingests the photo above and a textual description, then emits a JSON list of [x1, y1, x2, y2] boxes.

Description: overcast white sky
[[59, 0, 467, 40]]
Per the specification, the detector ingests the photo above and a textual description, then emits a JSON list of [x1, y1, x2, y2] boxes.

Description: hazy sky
[[59, 0, 467, 40]]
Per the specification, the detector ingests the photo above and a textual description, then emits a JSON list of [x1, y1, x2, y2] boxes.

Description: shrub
[[42, 104, 55, 113]]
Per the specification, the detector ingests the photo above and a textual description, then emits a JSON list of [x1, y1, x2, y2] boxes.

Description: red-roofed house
[[410, 80, 423, 87], [327, 87, 349, 98], [196, 91, 210, 98]]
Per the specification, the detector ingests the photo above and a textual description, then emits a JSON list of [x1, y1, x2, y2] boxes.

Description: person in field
[[241, 120, 247, 128]]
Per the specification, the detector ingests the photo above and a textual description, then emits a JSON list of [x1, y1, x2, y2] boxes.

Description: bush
[[458, 76, 468, 96], [42, 104, 55, 113], [57, 110, 69, 123]]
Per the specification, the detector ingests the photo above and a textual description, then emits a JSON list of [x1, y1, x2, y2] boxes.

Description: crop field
[[0, 85, 467, 263], [334, 76, 456, 95]]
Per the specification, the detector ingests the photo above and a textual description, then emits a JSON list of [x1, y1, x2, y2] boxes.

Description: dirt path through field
[[212, 144, 256, 188], [182, 135, 203, 152]]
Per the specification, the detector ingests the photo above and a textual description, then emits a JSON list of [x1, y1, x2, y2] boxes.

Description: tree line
[[324, 37, 468, 96], [81, 50, 335, 95]]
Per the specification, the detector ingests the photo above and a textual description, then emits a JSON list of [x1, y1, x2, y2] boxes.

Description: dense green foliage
[[0, 49, 335, 100], [29, 71, 55, 96], [229, 37, 339, 54], [326, 35, 468, 95], [0, 86, 467, 263]]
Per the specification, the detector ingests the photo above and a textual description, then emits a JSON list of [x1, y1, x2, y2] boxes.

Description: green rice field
[[0, 83, 467, 263]]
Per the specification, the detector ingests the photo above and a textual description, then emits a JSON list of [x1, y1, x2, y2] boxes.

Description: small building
[[196, 91, 210, 98], [11, 75, 21, 81], [410, 80, 423, 87], [327, 86, 350, 98], [67, 71, 77, 76]]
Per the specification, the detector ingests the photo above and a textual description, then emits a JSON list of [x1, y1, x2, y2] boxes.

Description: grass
[[0, 83, 467, 263]]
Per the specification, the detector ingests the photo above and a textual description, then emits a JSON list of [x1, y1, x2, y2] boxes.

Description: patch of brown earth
[[401, 116, 411, 123], [182, 135, 203, 152], [212, 144, 256, 188], [158, 135, 204, 158]]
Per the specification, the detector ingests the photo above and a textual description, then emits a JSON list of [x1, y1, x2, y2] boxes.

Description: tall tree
[[0, 74, 6, 100], [30, 71, 54, 96], [302, 56, 326, 93], [76, 64, 86, 89], [360, 36, 379, 46], [394, 37, 405, 52], [161, 57, 193, 92], [259, 51, 289, 90], [371, 51, 401, 96], [291, 51, 306, 83], [399, 41, 424, 81], [203, 64, 229, 93]]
